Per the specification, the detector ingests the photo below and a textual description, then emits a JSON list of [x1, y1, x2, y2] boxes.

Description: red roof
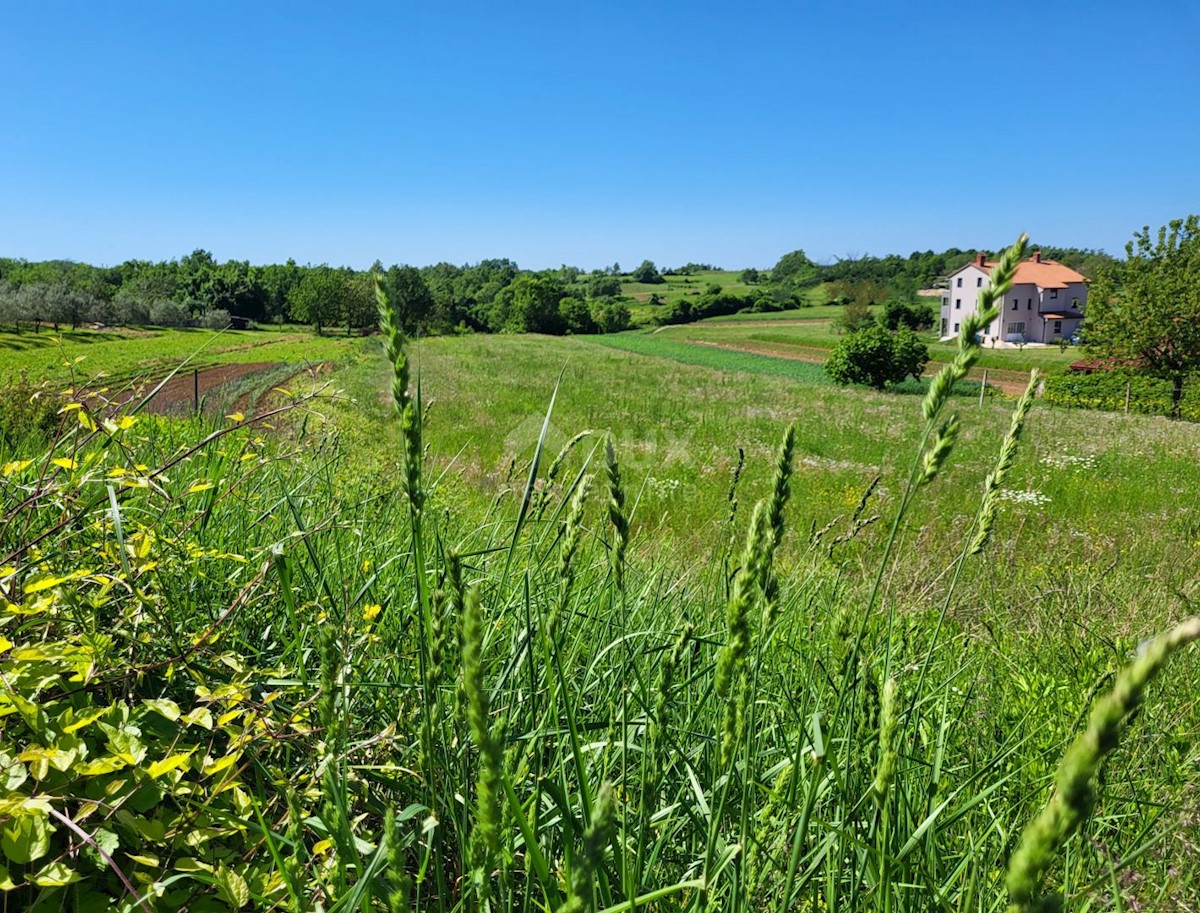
[[952, 253, 1087, 290]]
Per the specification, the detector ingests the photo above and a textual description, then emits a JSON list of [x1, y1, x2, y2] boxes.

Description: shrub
[[558, 296, 596, 334], [826, 324, 929, 388], [149, 299, 192, 327], [1043, 368, 1200, 421], [199, 307, 232, 330], [883, 298, 935, 331], [0, 377, 60, 445], [631, 260, 665, 284], [836, 298, 876, 333], [591, 298, 630, 333]]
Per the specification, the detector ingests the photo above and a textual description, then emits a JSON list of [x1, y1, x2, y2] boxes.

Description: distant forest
[[0, 245, 1112, 336]]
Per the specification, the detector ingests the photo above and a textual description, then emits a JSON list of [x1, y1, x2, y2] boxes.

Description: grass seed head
[[604, 435, 629, 590], [970, 369, 1040, 555], [1005, 616, 1200, 912]]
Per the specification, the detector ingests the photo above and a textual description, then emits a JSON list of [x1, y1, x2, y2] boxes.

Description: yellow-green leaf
[[215, 864, 250, 910], [76, 755, 128, 776], [174, 857, 212, 873], [147, 752, 193, 779], [181, 707, 213, 730], [142, 698, 181, 722], [1, 813, 51, 864], [63, 706, 111, 733], [30, 860, 80, 887]]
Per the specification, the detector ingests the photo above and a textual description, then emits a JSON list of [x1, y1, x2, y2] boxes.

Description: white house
[[940, 252, 1087, 344]]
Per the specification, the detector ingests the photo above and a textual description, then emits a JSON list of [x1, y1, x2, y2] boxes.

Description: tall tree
[[288, 266, 348, 335], [1085, 215, 1200, 418]]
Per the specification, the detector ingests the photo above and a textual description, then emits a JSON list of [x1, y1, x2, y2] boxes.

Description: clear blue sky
[[3, 1, 1197, 270]]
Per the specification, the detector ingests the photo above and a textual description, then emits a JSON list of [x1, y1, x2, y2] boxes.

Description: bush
[[883, 298, 935, 331], [199, 308, 232, 330], [1043, 369, 1200, 421], [0, 377, 60, 446], [825, 325, 929, 388], [587, 275, 623, 299], [836, 299, 876, 333], [591, 298, 631, 333], [149, 300, 192, 327], [557, 296, 596, 334], [631, 260, 665, 283]]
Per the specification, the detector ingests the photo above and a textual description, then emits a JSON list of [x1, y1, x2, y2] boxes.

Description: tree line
[[0, 252, 641, 337], [0, 244, 1114, 337]]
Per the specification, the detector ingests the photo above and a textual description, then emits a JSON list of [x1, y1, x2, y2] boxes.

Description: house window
[[940, 318, 947, 335], [1011, 300, 1018, 310], [1050, 289, 1058, 298], [953, 323, 960, 333], [1027, 299, 1032, 310], [1053, 320, 1062, 334], [956, 277, 963, 287], [977, 277, 983, 287], [1072, 297, 1080, 308], [1007, 321, 1025, 335], [955, 298, 961, 309]]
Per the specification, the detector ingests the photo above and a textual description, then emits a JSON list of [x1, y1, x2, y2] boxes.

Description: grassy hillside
[[2, 326, 1198, 912], [617, 270, 827, 325]]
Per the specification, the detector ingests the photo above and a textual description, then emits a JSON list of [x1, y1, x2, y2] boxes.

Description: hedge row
[[1043, 369, 1200, 421]]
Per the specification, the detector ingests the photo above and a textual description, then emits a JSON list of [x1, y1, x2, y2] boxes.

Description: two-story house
[[940, 252, 1087, 344]]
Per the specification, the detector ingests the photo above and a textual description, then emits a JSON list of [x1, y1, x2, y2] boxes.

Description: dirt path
[[684, 339, 1033, 395]]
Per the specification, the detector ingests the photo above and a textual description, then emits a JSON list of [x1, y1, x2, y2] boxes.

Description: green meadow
[[2, 321, 1199, 912]]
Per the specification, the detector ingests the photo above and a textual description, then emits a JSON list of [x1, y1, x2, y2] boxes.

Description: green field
[[2, 325, 1199, 912], [0, 325, 358, 386]]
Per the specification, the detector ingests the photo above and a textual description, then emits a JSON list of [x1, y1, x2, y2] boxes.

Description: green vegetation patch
[[587, 331, 831, 384]]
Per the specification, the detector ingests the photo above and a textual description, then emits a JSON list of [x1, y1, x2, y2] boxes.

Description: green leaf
[[0, 812, 51, 864], [142, 698, 182, 722], [0, 751, 27, 790], [0, 862, 16, 891], [30, 860, 81, 887], [215, 864, 250, 909]]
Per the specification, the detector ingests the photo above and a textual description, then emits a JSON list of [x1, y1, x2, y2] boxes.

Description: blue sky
[[3, 1, 1197, 269]]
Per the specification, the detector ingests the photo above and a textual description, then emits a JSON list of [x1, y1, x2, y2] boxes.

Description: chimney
[[1032, 250, 1042, 263], [976, 252, 986, 268]]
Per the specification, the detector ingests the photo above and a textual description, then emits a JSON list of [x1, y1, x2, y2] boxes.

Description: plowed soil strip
[[116, 362, 283, 414]]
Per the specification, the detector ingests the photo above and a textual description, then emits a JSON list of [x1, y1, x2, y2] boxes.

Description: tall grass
[[0, 243, 1197, 913]]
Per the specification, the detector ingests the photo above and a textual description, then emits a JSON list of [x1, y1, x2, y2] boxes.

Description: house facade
[[940, 252, 1087, 344]]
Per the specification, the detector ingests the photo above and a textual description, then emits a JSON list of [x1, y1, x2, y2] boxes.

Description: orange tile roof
[[975, 255, 1087, 290]]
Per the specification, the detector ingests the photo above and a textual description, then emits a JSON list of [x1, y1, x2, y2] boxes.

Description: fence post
[[979, 369, 988, 406], [1124, 381, 1130, 414], [193, 369, 200, 415]]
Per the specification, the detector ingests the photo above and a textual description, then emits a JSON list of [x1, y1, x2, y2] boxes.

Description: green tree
[[825, 325, 928, 389], [631, 260, 664, 284], [489, 275, 565, 334], [1085, 215, 1200, 418], [383, 265, 434, 334], [591, 298, 631, 333], [558, 296, 595, 334], [769, 249, 819, 288], [288, 266, 349, 335]]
